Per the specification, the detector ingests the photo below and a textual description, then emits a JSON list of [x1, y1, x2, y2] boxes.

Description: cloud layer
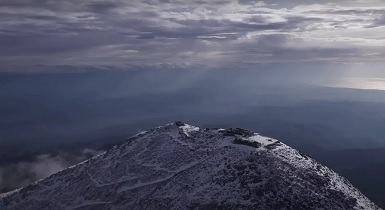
[[1, 0, 385, 72], [0, 149, 103, 193]]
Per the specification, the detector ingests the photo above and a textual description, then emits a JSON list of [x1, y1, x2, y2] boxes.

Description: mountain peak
[[0, 123, 380, 210]]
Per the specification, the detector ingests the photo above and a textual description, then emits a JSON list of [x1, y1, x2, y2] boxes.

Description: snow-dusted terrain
[[0, 122, 381, 210]]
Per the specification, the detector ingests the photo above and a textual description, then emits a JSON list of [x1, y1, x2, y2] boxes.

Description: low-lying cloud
[[0, 149, 103, 193]]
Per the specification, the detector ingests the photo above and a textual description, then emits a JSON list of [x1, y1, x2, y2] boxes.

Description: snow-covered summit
[[0, 122, 381, 210]]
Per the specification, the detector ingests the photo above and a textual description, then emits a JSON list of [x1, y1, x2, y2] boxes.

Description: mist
[[1, 64, 385, 149], [1, 0, 385, 207], [2, 64, 385, 192], [1, 65, 385, 206], [0, 149, 103, 193]]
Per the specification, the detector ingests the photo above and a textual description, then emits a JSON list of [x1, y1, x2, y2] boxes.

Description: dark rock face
[[220, 128, 255, 137], [0, 124, 380, 210], [264, 141, 283, 150], [174, 121, 185, 127], [233, 137, 262, 148]]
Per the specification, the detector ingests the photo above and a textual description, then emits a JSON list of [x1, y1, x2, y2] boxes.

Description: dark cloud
[[86, 2, 121, 13], [0, 0, 384, 72], [0, 32, 130, 56], [0, 0, 51, 7], [370, 14, 385, 27]]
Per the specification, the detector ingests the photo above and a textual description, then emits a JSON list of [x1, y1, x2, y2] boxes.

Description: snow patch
[[181, 124, 200, 137]]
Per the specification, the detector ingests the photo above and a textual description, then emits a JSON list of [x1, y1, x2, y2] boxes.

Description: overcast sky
[[1, 0, 385, 72]]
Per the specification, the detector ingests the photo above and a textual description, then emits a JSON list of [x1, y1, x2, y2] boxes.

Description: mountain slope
[[0, 122, 380, 210]]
